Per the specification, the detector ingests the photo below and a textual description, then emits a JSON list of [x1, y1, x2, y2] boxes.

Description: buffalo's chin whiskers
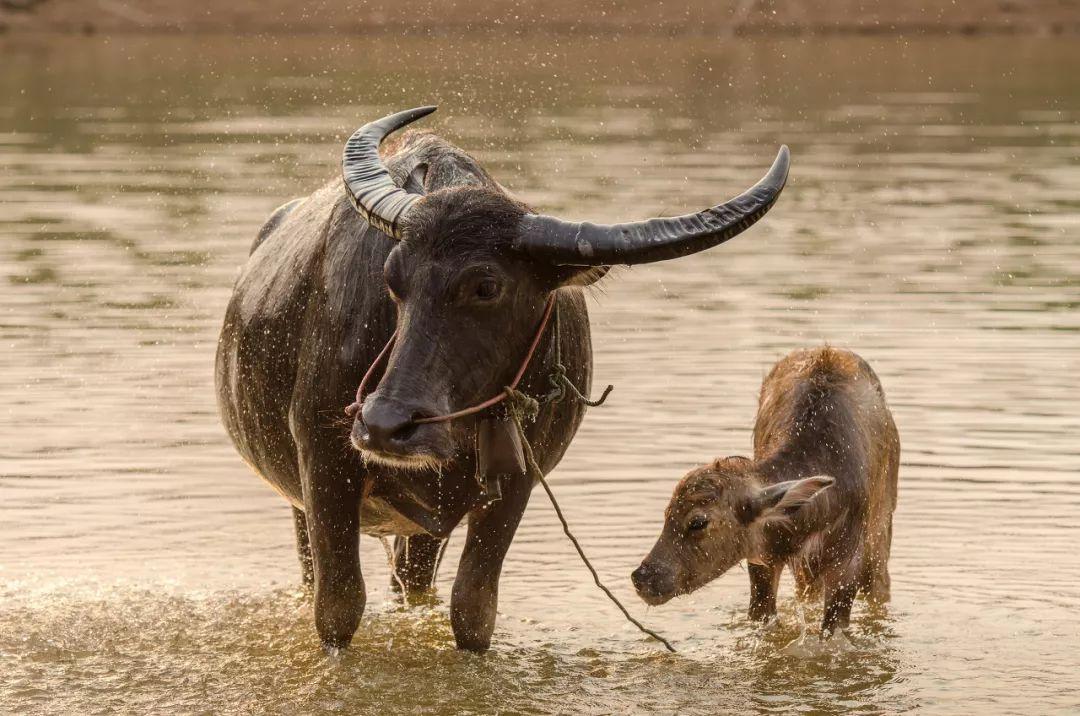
[[359, 448, 444, 473]]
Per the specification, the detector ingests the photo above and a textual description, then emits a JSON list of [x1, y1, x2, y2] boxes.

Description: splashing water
[[380, 536, 409, 604], [430, 539, 449, 592]]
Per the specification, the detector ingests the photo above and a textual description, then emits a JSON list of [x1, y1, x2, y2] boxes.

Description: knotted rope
[[539, 301, 613, 408]]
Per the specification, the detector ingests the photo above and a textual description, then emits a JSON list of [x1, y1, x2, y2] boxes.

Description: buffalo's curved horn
[[514, 145, 790, 266], [341, 106, 437, 239]]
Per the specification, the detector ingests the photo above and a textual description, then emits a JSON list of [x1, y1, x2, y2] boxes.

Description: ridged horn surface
[[341, 105, 437, 239], [514, 146, 790, 265]]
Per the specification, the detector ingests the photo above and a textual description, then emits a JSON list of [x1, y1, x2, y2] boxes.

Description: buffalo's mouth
[[349, 416, 454, 472], [635, 585, 677, 607]]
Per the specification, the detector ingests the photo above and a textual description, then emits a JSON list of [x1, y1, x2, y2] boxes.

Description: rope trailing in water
[[504, 388, 677, 654]]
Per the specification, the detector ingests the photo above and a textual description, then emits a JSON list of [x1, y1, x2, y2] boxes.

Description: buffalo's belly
[[359, 497, 429, 537], [243, 468, 460, 538], [238, 458, 304, 508]]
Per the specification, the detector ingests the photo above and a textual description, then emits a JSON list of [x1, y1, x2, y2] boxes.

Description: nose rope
[[538, 298, 614, 407], [344, 329, 399, 418]]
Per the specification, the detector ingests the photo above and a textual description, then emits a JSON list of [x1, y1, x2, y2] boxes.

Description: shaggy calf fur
[[632, 347, 899, 635]]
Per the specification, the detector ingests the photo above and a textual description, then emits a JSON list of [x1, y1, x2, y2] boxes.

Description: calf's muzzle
[[631, 559, 677, 605]]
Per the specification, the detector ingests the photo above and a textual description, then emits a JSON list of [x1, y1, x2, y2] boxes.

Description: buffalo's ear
[[554, 265, 611, 288], [750, 476, 834, 520], [402, 163, 429, 195]]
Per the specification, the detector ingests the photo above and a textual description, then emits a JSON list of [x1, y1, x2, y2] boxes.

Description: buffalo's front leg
[[747, 562, 782, 622], [450, 476, 532, 651], [301, 452, 366, 651]]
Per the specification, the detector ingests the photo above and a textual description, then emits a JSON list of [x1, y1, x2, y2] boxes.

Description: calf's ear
[[751, 476, 834, 519]]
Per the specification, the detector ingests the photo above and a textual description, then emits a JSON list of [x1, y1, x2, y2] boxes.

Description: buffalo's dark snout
[[631, 559, 676, 605], [353, 393, 452, 466]]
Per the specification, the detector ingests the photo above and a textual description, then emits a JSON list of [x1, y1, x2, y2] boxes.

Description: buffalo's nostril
[[391, 422, 419, 443], [359, 397, 443, 455], [360, 399, 414, 450]]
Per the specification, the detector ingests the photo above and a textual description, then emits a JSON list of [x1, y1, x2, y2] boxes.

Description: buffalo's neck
[[366, 465, 477, 538], [755, 428, 843, 484]]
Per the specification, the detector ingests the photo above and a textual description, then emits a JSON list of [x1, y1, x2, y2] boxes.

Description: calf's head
[[342, 107, 790, 470], [632, 457, 832, 605]]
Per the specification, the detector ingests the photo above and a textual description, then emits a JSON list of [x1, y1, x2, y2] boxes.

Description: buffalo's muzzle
[[353, 394, 452, 466], [631, 560, 677, 605]]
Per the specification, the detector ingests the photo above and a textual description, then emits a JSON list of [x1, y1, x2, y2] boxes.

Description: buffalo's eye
[[687, 515, 709, 532], [383, 251, 406, 301], [475, 277, 500, 301]]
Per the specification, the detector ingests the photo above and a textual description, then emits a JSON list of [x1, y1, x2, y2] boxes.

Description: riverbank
[[3, 0, 1080, 36]]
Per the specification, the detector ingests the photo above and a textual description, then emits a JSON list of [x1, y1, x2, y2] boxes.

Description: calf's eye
[[475, 277, 500, 300], [687, 515, 709, 532]]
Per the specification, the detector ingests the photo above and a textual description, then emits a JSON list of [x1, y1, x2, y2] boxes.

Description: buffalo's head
[[631, 457, 832, 605], [342, 107, 790, 471]]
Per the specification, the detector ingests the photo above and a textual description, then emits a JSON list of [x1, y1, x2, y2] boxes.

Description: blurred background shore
[[2, 0, 1080, 36]]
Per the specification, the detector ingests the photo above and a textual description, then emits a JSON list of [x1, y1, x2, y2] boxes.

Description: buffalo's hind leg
[[860, 518, 893, 605], [292, 506, 315, 589], [450, 476, 532, 652], [390, 534, 446, 598]]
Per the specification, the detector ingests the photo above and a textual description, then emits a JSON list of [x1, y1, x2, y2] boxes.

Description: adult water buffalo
[[215, 106, 789, 651]]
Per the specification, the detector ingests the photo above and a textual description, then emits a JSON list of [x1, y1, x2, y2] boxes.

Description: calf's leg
[[822, 581, 857, 636], [747, 562, 783, 621], [861, 518, 892, 604], [821, 558, 861, 636], [450, 476, 532, 651]]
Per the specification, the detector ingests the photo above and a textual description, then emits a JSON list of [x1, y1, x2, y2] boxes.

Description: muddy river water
[[1, 32, 1079, 714]]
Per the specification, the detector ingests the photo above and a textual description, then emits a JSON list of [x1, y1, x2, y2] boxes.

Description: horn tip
[[408, 105, 438, 120], [769, 145, 791, 188]]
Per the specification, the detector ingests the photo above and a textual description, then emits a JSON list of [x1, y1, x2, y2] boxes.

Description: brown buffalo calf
[[632, 347, 899, 635]]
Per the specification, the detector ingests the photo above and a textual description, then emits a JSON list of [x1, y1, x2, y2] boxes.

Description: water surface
[[1, 33, 1079, 714]]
